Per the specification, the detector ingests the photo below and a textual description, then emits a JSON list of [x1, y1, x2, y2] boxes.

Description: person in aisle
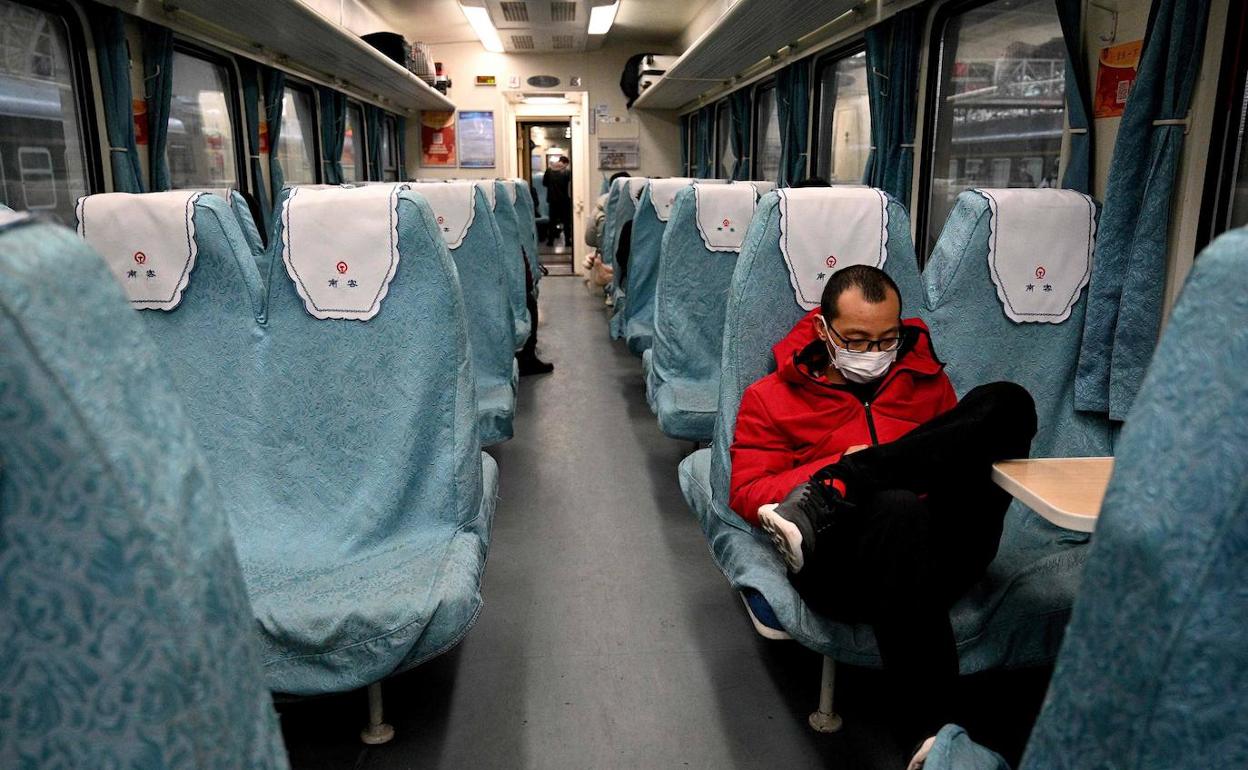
[[543, 156, 573, 247], [583, 172, 629, 287], [728, 265, 1037, 739]]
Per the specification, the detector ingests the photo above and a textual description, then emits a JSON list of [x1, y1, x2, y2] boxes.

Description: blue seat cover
[[0, 216, 288, 766], [493, 180, 532, 350], [680, 188, 1088, 671], [923, 219, 1248, 770], [510, 178, 541, 294], [646, 183, 759, 441], [621, 180, 686, 355], [410, 183, 517, 446], [128, 192, 497, 695], [230, 189, 265, 255]]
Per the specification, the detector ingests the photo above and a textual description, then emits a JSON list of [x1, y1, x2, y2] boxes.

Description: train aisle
[[278, 278, 972, 768]]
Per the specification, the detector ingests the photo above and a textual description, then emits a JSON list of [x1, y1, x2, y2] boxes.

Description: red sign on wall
[[420, 110, 456, 167], [1094, 40, 1143, 119]]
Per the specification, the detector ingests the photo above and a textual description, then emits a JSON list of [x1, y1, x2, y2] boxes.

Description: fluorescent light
[[524, 96, 568, 105], [588, 1, 619, 35], [461, 5, 504, 53]]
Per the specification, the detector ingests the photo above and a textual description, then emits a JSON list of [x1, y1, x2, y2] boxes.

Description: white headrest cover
[[977, 188, 1096, 324], [76, 190, 205, 311], [647, 178, 694, 222], [280, 184, 408, 321], [408, 182, 477, 249], [778, 187, 890, 310], [738, 180, 776, 196], [474, 180, 496, 211], [500, 180, 517, 206], [693, 183, 757, 252]]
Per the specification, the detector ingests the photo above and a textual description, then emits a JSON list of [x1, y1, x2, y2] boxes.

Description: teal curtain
[[142, 23, 174, 191], [238, 60, 271, 234], [87, 7, 143, 192], [1056, 0, 1094, 192], [395, 115, 408, 179], [318, 87, 346, 185], [862, 8, 922, 201], [696, 104, 715, 178], [679, 114, 690, 175], [1075, 0, 1212, 419], [729, 89, 751, 180], [775, 58, 811, 186], [264, 69, 287, 203], [364, 105, 382, 181]]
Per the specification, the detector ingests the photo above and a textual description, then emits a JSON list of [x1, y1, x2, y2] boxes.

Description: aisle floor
[[279, 277, 1048, 769]]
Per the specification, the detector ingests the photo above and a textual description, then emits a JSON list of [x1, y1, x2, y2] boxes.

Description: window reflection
[[342, 103, 365, 183], [815, 50, 870, 184], [168, 50, 238, 190], [755, 84, 781, 183], [278, 87, 318, 184]]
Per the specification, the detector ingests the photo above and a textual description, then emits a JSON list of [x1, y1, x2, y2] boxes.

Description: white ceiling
[[359, 0, 707, 50]]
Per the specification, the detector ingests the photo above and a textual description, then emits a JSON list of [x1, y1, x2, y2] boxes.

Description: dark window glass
[[168, 49, 239, 189], [278, 85, 318, 184], [754, 82, 780, 182], [813, 50, 870, 184]]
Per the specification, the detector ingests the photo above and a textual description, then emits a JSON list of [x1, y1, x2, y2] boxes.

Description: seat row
[[0, 178, 540, 762]]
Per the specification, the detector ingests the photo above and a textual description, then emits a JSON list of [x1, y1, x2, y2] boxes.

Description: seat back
[[923, 189, 1111, 459], [709, 188, 923, 528], [230, 189, 265, 254], [0, 215, 287, 766], [1017, 226, 1248, 768], [600, 176, 647, 267], [651, 182, 761, 386], [409, 181, 517, 399], [510, 178, 541, 286], [492, 179, 531, 349]]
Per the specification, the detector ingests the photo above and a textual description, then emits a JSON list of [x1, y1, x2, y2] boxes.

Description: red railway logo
[[133, 251, 147, 265], [336, 261, 349, 274]]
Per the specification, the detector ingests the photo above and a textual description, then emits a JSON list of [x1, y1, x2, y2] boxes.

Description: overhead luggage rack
[[95, 0, 454, 113], [632, 0, 865, 110]]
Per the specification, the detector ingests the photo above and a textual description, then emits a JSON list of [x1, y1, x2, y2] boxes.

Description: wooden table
[[991, 457, 1115, 533]]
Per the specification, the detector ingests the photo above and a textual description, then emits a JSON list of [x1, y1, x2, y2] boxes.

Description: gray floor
[[279, 277, 1048, 769]]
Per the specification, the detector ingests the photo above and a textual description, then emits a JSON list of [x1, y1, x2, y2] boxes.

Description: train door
[[518, 120, 574, 271]]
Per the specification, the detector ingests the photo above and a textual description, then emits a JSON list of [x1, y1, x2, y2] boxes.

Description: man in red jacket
[[729, 265, 1036, 734]]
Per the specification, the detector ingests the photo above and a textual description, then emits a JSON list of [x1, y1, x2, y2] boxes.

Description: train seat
[[490, 180, 532, 350], [604, 177, 648, 336], [0, 212, 287, 765], [919, 217, 1248, 770], [510, 178, 541, 291], [679, 186, 1080, 686], [643, 181, 760, 441], [75, 188, 497, 697], [230, 189, 266, 254], [410, 181, 518, 446]]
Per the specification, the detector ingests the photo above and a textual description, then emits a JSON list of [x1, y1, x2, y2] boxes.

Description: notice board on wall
[[1093, 40, 1143, 119], [420, 110, 456, 167], [458, 110, 496, 169]]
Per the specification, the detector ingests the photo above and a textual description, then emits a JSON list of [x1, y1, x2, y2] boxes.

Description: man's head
[[815, 265, 903, 354], [610, 171, 631, 183], [558, 155, 570, 166]]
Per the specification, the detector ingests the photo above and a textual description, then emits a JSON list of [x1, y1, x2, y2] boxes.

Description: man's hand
[[844, 444, 868, 455]]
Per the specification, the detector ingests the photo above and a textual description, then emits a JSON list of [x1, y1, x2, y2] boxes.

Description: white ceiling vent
[[474, 0, 609, 52], [499, 2, 529, 22], [549, 1, 577, 22], [511, 33, 535, 49], [551, 34, 575, 49]]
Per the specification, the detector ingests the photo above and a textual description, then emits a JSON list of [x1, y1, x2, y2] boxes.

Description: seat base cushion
[[624, 318, 653, 357], [259, 453, 498, 695], [478, 363, 518, 446], [654, 378, 718, 442], [678, 450, 1090, 672]]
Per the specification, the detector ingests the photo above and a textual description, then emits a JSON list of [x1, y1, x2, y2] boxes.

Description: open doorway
[[518, 120, 575, 273]]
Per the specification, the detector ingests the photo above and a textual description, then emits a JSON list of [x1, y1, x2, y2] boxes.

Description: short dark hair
[[610, 171, 631, 182], [793, 177, 831, 188], [558, 155, 570, 164], [819, 265, 902, 320]]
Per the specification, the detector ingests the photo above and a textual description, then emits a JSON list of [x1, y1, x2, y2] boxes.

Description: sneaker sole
[[758, 504, 804, 573]]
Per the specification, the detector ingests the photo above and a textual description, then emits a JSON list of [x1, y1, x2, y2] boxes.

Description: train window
[[342, 101, 365, 182], [753, 81, 781, 182], [380, 114, 398, 181], [1197, 3, 1248, 245], [715, 100, 733, 179], [921, 0, 1066, 254], [0, 0, 93, 223], [686, 111, 699, 176], [168, 47, 240, 190], [278, 85, 318, 184], [812, 49, 869, 184]]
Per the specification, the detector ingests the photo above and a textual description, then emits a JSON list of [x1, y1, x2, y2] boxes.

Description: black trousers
[[547, 201, 572, 245], [791, 382, 1037, 733], [518, 255, 540, 362]]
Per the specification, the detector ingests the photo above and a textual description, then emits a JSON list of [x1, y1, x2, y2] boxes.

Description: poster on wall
[[1093, 40, 1143, 119], [598, 138, 640, 170], [420, 110, 456, 167], [458, 111, 496, 168]]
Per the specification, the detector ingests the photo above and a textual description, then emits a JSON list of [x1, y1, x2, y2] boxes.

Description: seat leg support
[[360, 682, 395, 745], [808, 656, 843, 733]]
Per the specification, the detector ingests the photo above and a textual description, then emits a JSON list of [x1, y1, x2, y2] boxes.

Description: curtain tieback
[[1067, 128, 1089, 135], [1153, 116, 1190, 134], [899, 143, 915, 149], [108, 147, 130, 153]]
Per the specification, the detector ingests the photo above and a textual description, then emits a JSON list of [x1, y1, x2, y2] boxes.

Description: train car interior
[[2, 0, 1246, 767]]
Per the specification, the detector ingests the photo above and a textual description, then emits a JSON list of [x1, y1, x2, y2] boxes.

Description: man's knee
[[964, 381, 1037, 439], [866, 490, 930, 548]]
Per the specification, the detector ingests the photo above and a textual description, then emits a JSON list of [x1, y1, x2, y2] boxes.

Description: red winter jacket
[[729, 310, 957, 525]]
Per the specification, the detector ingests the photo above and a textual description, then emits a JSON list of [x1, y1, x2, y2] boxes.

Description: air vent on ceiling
[[550, 1, 576, 22], [551, 34, 575, 49], [511, 34, 535, 49], [500, 2, 529, 22]]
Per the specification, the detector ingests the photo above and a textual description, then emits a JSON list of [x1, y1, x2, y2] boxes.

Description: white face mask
[[818, 316, 898, 384]]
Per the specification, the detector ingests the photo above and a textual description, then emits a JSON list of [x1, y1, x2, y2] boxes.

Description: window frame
[[714, 98, 732, 179], [2, 0, 103, 200], [751, 78, 779, 181], [278, 78, 322, 184], [686, 110, 700, 176], [168, 38, 247, 193], [809, 41, 868, 185], [342, 98, 367, 182], [380, 112, 398, 182], [915, 0, 1070, 262], [18, 146, 56, 208], [1195, 0, 1248, 249]]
